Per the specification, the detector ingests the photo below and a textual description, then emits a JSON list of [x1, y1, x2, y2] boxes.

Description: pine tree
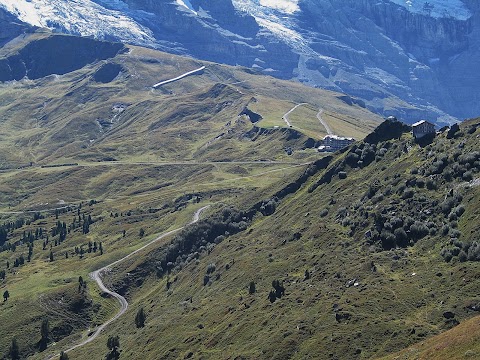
[[59, 351, 69, 360], [248, 281, 256, 294], [106, 335, 120, 360], [49, 251, 54, 262], [39, 318, 49, 351], [9, 338, 20, 360], [135, 307, 146, 328], [28, 244, 33, 262], [3, 289, 10, 301]]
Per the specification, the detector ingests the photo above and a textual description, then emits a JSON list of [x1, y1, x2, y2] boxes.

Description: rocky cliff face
[[0, 8, 33, 47], [289, 0, 477, 123], [117, 0, 298, 76], [0, 0, 478, 124], [0, 35, 125, 81]]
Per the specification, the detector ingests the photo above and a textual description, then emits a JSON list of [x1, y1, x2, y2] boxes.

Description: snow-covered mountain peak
[[176, 0, 198, 15]]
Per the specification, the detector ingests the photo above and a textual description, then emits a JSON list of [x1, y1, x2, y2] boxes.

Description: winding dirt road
[[317, 109, 333, 135], [47, 206, 209, 359], [282, 103, 308, 127]]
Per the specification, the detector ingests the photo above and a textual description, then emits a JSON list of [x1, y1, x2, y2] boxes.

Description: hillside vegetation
[[1, 31, 478, 360], [0, 32, 379, 168], [41, 118, 478, 360], [0, 32, 384, 359]]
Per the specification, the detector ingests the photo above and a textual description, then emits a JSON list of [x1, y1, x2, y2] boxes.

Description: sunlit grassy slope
[[0, 32, 385, 359], [0, 33, 380, 168], [8, 31, 479, 360], [50, 119, 479, 360]]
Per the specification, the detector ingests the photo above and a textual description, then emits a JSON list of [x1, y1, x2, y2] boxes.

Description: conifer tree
[[135, 307, 146, 328], [9, 338, 19, 360]]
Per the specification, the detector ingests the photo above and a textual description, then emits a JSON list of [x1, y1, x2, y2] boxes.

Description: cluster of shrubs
[[268, 280, 285, 303], [154, 207, 249, 277], [203, 263, 218, 286], [366, 212, 431, 250], [441, 240, 480, 263], [345, 142, 377, 168], [334, 159, 468, 251], [421, 150, 479, 182], [259, 198, 277, 216]]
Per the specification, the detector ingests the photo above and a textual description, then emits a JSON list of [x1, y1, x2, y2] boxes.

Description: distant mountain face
[[0, 0, 479, 125]]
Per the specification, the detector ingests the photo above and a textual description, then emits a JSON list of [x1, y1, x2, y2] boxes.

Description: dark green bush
[[402, 189, 415, 199], [260, 198, 277, 216], [394, 228, 408, 247], [454, 205, 465, 217], [409, 221, 429, 240], [380, 230, 396, 250], [441, 248, 453, 262], [467, 242, 480, 261], [440, 198, 455, 215], [463, 171, 473, 181], [426, 179, 437, 190]]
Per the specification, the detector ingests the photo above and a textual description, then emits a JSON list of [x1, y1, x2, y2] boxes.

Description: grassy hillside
[[379, 315, 480, 360], [0, 32, 380, 168], [2, 31, 478, 360], [0, 32, 385, 359], [40, 118, 479, 360]]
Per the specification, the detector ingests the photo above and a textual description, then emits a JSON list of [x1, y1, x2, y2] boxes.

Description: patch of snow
[[389, 0, 471, 20], [176, 0, 197, 15], [232, 0, 315, 56], [0, 0, 43, 26], [365, 67, 403, 86], [0, 0, 156, 46], [258, 0, 299, 14]]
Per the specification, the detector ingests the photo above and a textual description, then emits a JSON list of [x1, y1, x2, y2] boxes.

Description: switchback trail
[[47, 206, 210, 359]]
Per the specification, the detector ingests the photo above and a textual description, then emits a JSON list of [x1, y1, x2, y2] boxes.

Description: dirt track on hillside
[[46, 206, 209, 359]]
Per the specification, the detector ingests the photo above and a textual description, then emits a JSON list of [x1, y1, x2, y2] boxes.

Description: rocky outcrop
[[293, 0, 476, 123], [0, 8, 33, 47], [0, 35, 125, 81], [118, 0, 297, 77], [348, 0, 472, 60]]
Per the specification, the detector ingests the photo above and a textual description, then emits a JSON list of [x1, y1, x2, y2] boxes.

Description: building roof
[[323, 135, 355, 141], [412, 120, 435, 128]]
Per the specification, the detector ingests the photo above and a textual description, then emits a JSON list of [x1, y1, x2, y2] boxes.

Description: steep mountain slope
[[48, 118, 480, 360], [0, 0, 479, 124]]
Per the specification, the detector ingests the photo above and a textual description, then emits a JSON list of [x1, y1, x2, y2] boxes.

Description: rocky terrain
[[0, 0, 479, 125]]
